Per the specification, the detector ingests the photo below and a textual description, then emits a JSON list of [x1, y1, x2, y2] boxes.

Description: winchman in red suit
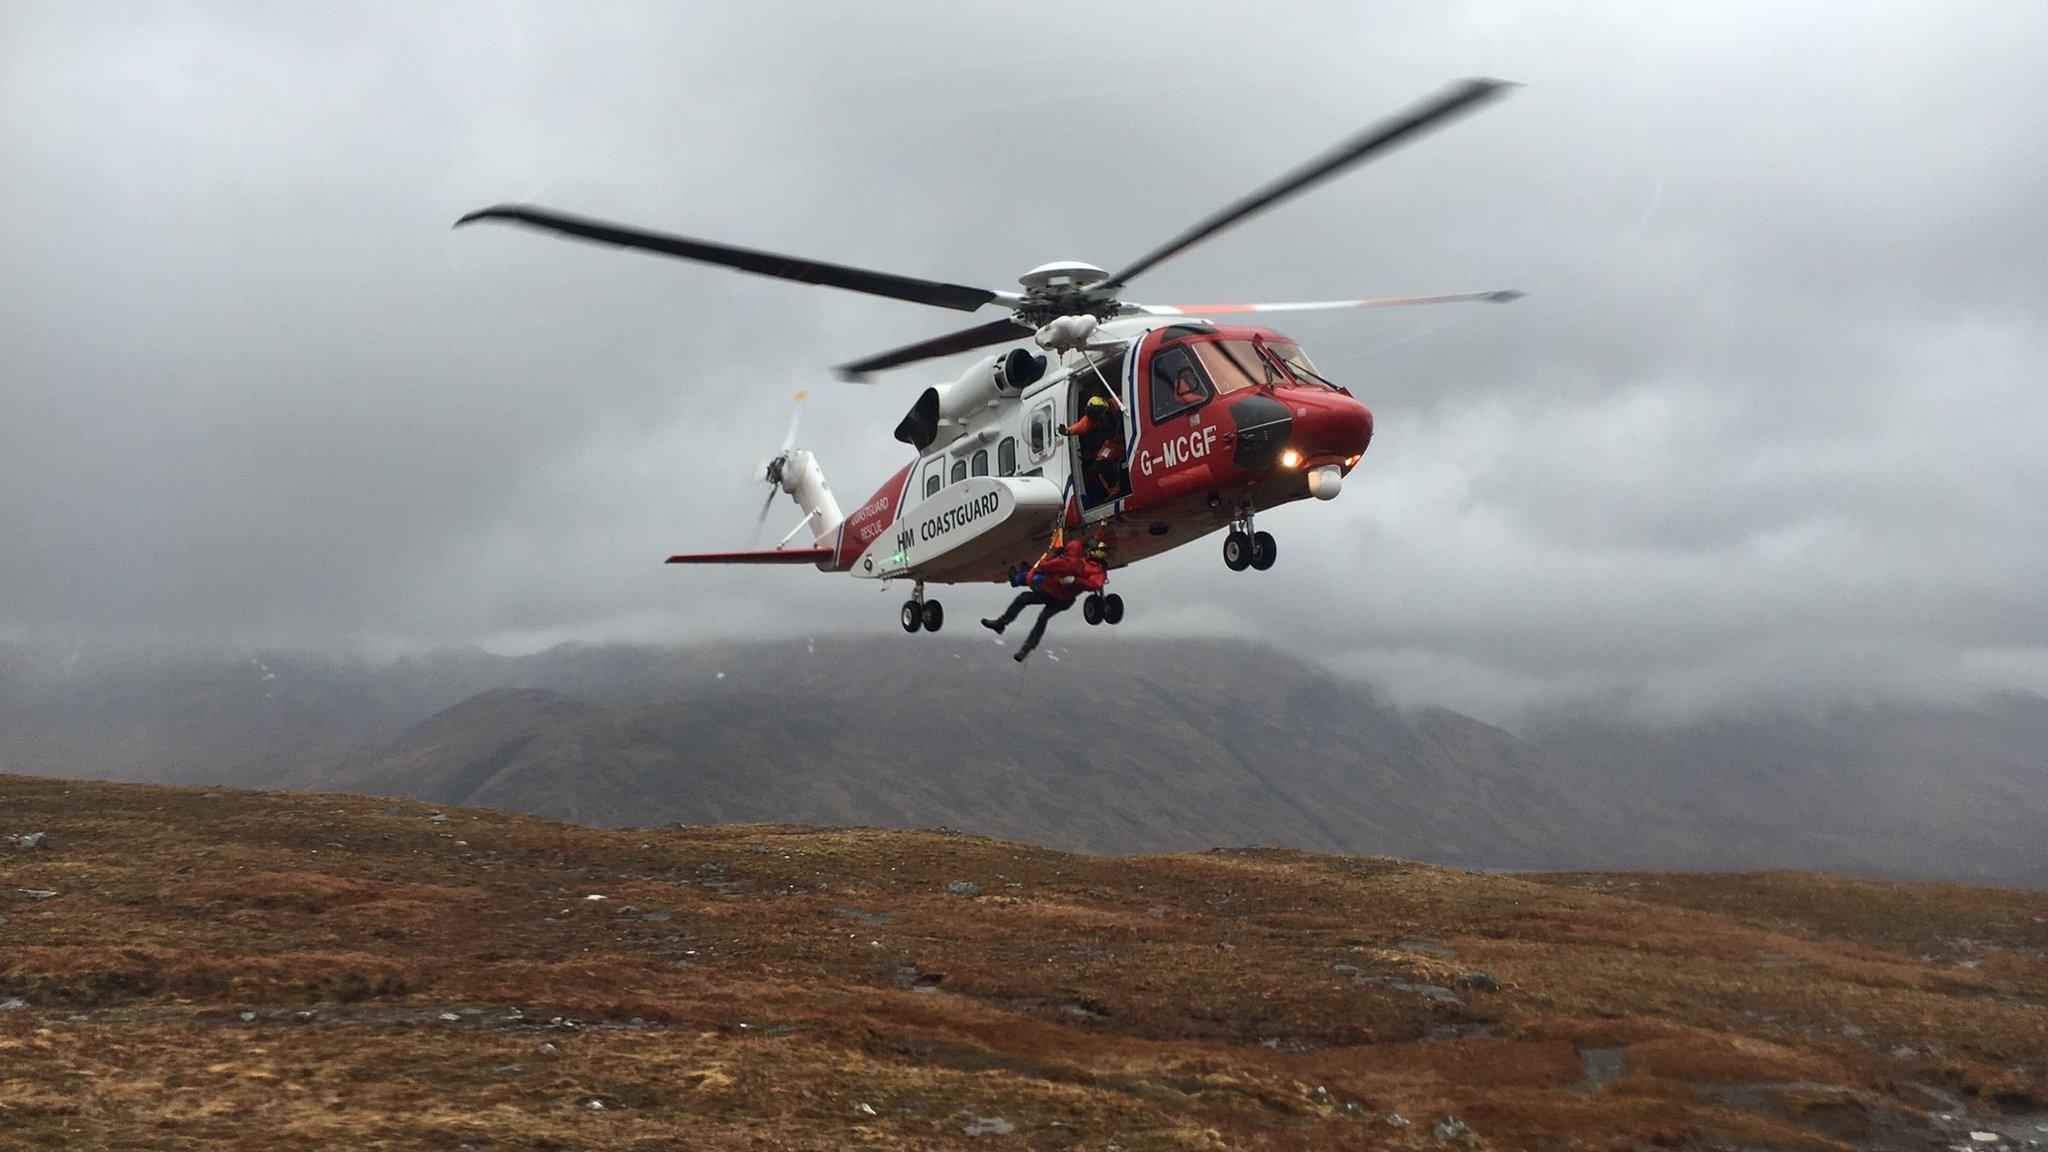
[[982, 538, 1109, 662], [1059, 395, 1127, 503]]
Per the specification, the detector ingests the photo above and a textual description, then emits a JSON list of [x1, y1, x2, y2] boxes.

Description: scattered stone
[[583, 894, 606, 902], [1307, 1085, 1333, 1103], [18, 889, 58, 901], [238, 1011, 258, 1022], [854, 1102, 877, 1116], [1362, 974, 1463, 1005], [961, 1113, 1015, 1136], [9, 832, 50, 850], [1387, 1113, 1410, 1128], [1969, 1133, 1998, 1144], [293, 1010, 317, 1024], [946, 880, 980, 896], [1577, 1046, 1626, 1090], [0, 997, 28, 1011], [537, 1042, 558, 1055], [639, 909, 672, 922], [581, 1096, 620, 1111], [428, 812, 450, 823], [1452, 971, 1500, 992], [438, 1012, 462, 1022], [1433, 1115, 1476, 1142], [1398, 938, 1456, 958]]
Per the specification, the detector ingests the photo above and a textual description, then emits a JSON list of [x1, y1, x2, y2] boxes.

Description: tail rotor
[[750, 391, 835, 547]]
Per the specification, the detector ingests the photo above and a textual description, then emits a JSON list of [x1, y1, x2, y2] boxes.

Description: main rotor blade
[[836, 317, 1033, 381], [455, 204, 1003, 313], [1101, 78, 1515, 291], [1131, 290, 1522, 316]]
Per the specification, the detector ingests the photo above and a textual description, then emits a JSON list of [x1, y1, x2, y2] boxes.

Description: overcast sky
[[4, 2, 2045, 721]]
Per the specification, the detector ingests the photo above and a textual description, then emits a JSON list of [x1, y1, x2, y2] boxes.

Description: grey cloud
[[3, 2, 2045, 723]]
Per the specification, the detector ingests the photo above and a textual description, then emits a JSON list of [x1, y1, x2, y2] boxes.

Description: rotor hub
[[1014, 261, 1120, 326], [1017, 260, 1108, 292]]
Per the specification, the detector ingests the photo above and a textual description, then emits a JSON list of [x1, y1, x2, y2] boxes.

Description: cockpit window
[[1148, 344, 1213, 422], [1191, 340, 1281, 393], [1264, 341, 1337, 388]]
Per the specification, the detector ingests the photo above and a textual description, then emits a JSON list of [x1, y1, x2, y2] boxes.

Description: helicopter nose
[[1279, 390, 1373, 467]]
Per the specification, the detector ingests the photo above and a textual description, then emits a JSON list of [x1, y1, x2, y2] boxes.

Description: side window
[[950, 459, 967, 484], [1028, 404, 1057, 462], [970, 449, 989, 477], [923, 459, 942, 499], [1149, 343, 1213, 424], [997, 437, 1018, 476]]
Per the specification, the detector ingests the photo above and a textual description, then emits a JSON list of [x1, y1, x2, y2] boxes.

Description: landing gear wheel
[[1223, 531, 1252, 571], [1103, 593, 1125, 625], [1250, 531, 1277, 571], [900, 600, 923, 633], [1082, 594, 1105, 626], [920, 599, 945, 633]]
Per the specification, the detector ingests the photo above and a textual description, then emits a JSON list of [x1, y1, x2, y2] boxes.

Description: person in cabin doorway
[[1060, 394, 1127, 504]]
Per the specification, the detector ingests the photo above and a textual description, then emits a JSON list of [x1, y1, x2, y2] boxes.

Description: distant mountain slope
[[1529, 697, 2048, 884], [3, 638, 2043, 883], [335, 643, 1598, 869]]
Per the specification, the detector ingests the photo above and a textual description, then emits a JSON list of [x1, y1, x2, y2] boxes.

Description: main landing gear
[[1082, 592, 1125, 626], [1222, 509, 1276, 572], [901, 582, 944, 633]]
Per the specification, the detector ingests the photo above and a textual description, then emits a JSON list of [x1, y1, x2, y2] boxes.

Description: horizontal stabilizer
[[665, 547, 834, 566]]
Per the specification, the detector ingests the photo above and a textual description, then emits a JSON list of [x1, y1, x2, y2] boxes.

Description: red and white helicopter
[[458, 79, 1520, 634]]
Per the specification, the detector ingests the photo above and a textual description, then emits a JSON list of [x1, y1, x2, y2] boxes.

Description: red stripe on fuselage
[[834, 461, 913, 570]]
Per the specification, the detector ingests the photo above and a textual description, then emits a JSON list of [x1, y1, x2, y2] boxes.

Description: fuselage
[[825, 317, 1374, 583]]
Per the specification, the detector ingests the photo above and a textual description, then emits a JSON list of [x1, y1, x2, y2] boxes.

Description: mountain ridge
[[3, 637, 2042, 885]]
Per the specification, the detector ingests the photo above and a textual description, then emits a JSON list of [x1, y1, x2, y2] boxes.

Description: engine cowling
[[892, 349, 1044, 451]]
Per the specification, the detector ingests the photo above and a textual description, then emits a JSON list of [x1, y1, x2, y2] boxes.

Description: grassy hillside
[[3, 773, 2044, 1150]]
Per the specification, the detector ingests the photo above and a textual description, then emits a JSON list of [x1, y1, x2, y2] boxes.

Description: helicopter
[[456, 78, 1521, 635]]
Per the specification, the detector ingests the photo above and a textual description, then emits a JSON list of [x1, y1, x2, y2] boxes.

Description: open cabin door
[[1068, 347, 1133, 523]]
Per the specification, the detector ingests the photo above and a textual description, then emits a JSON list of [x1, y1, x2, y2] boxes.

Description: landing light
[[1279, 448, 1302, 469]]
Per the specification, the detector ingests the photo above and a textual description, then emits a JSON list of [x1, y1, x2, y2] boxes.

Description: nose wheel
[[901, 583, 944, 633], [1224, 513, 1277, 572]]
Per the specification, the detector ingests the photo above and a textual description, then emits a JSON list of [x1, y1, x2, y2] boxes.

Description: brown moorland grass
[[1, 772, 2043, 1150]]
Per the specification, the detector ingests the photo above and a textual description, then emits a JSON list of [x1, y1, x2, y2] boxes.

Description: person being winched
[[983, 538, 1109, 662]]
